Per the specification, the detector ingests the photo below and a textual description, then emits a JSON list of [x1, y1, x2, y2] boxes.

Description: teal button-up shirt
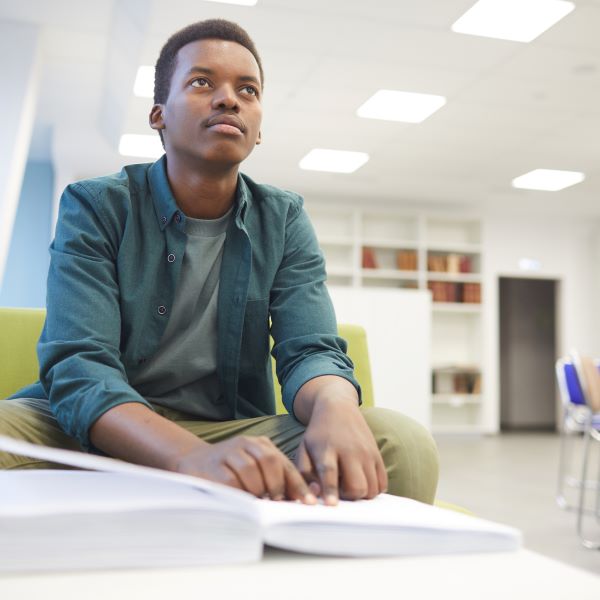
[[12, 157, 359, 449]]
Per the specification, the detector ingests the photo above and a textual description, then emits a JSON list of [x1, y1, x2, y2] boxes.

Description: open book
[[0, 435, 521, 572]]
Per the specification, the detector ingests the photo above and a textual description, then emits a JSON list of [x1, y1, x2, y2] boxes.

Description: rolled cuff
[[51, 379, 155, 451], [282, 356, 362, 418]]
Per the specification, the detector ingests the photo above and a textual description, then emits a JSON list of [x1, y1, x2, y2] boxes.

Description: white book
[[0, 435, 521, 572]]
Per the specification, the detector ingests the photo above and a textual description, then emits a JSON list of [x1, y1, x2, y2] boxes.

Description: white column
[[0, 20, 41, 289], [98, 0, 151, 149]]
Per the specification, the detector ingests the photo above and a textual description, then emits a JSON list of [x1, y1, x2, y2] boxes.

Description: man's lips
[[205, 114, 245, 135]]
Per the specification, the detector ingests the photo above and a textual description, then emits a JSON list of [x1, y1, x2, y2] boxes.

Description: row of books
[[433, 369, 482, 395], [427, 254, 473, 274], [428, 282, 481, 304], [361, 248, 477, 276], [362, 247, 418, 271]]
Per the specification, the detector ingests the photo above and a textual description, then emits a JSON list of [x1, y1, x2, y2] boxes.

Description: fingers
[[333, 448, 387, 501], [224, 446, 268, 497], [315, 451, 339, 506], [216, 464, 245, 491], [218, 435, 387, 505], [295, 441, 322, 501], [246, 436, 314, 503], [295, 440, 316, 485], [283, 460, 316, 504], [375, 454, 388, 495], [340, 457, 376, 500], [226, 436, 314, 503], [297, 440, 339, 505]]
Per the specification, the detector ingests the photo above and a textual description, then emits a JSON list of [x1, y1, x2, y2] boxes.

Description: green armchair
[[0, 307, 375, 412], [1, 307, 469, 513]]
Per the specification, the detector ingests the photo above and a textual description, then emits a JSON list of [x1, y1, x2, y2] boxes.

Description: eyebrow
[[186, 66, 261, 88]]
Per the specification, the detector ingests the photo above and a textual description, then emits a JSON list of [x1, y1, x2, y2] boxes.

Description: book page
[[257, 493, 520, 536], [0, 434, 255, 514], [257, 494, 521, 557], [0, 471, 227, 516]]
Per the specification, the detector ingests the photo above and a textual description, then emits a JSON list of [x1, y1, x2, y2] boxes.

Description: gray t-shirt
[[130, 207, 233, 419]]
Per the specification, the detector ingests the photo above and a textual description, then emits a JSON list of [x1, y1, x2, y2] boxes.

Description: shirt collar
[[148, 155, 252, 231], [148, 155, 180, 231]]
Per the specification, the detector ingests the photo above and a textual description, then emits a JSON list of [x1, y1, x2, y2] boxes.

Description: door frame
[[497, 273, 563, 431]]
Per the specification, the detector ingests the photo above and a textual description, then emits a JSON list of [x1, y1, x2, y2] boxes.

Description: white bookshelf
[[306, 205, 484, 434]]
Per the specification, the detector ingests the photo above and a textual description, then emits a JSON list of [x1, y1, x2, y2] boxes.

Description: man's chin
[[173, 147, 252, 172]]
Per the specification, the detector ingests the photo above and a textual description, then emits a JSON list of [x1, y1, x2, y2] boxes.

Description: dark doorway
[[499, 277, 558, 431]]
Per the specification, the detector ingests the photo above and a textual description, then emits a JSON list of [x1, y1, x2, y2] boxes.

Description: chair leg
[[557, 429, 599, 512], [596, 440, 600, 525], [556, 421, 570, 509], [577, 426, 600, 549]]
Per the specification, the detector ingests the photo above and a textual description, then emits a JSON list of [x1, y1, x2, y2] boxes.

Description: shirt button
[[167, 253, 176, 263], [157, 305, 167, 315], [161, 216, 167, 225], [174, 212, 181, 223]]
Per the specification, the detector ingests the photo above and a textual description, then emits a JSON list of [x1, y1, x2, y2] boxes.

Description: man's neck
[[166, 159, 239, 220]]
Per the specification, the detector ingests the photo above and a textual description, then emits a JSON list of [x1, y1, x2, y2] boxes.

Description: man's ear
[[149, 104, 165, 131], [256, 130, 262, 146]]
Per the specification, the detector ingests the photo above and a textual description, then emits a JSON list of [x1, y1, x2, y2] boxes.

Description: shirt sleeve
[[38, 182, 153, 450], [269, 196, 361, 416]]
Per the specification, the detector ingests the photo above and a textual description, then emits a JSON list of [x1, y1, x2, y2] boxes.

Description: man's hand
[[293, 377, 388, 505], [90, 403, 315, 503], [173, 435, 316, 503]]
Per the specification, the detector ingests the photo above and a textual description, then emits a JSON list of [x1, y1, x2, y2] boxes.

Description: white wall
[[328, 286, 431, 429], [482, 213, 600, 433]]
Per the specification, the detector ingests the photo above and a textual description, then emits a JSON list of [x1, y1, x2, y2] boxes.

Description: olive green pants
[[0, 398, 439, 504]]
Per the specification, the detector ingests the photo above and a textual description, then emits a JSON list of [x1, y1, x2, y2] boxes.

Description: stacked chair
[[555, 354, 600, 549]]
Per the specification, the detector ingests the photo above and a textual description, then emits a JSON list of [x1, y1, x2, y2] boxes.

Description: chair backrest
[[555, 357, 598, 408], [572, 352, 600, 413], [0, 307, 375, 412], [0, 307, 46, 400]]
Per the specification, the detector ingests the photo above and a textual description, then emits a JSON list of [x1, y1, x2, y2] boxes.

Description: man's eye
[[191, 78, 209, 88], [243, 85, 258, 96]]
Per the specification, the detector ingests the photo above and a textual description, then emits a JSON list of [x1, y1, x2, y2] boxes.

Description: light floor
[[434, 432, 600, 575]]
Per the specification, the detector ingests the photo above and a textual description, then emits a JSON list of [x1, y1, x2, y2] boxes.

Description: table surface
[[1, 548, 599, 600]]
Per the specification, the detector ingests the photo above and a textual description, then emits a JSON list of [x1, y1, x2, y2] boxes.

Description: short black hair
[[153, 19, 264, 105]]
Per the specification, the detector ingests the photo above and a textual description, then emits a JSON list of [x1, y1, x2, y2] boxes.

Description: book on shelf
[[396, 249, 418, 271], [459, 255, 472, 273], [427, 254, 473, 274], [427, 254, 447, 272], [0, 435, 519, 572], [362, 246, 378, 269], [433, 366, 482, 395], [462, 283, 481, 303], [447, 253, 460, 274], [428, 282, 481, 304], [428, 281, 460, 303]]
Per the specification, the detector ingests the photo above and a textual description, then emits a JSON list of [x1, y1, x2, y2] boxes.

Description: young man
[[0, 20, 439, 505]]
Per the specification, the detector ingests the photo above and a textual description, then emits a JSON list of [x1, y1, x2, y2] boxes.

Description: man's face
[[152, 38, 263, 169]]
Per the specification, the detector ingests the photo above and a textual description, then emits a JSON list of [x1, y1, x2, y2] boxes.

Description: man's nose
[[211, 84, 239, 111]]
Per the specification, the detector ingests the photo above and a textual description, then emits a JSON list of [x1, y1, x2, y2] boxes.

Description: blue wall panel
[[0, 161, 54, 308]]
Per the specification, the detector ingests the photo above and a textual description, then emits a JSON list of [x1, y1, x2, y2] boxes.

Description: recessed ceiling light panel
[[357, 89, 446, 123], [299, 149, 369, 174], [203, 0, 258, 5], [451, 0, 575, 43], [119, 134, 164, 159], [512, 169, 585, 191]]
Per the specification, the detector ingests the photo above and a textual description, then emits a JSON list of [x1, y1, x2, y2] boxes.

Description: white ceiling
[[2, 0, 599, 215]]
